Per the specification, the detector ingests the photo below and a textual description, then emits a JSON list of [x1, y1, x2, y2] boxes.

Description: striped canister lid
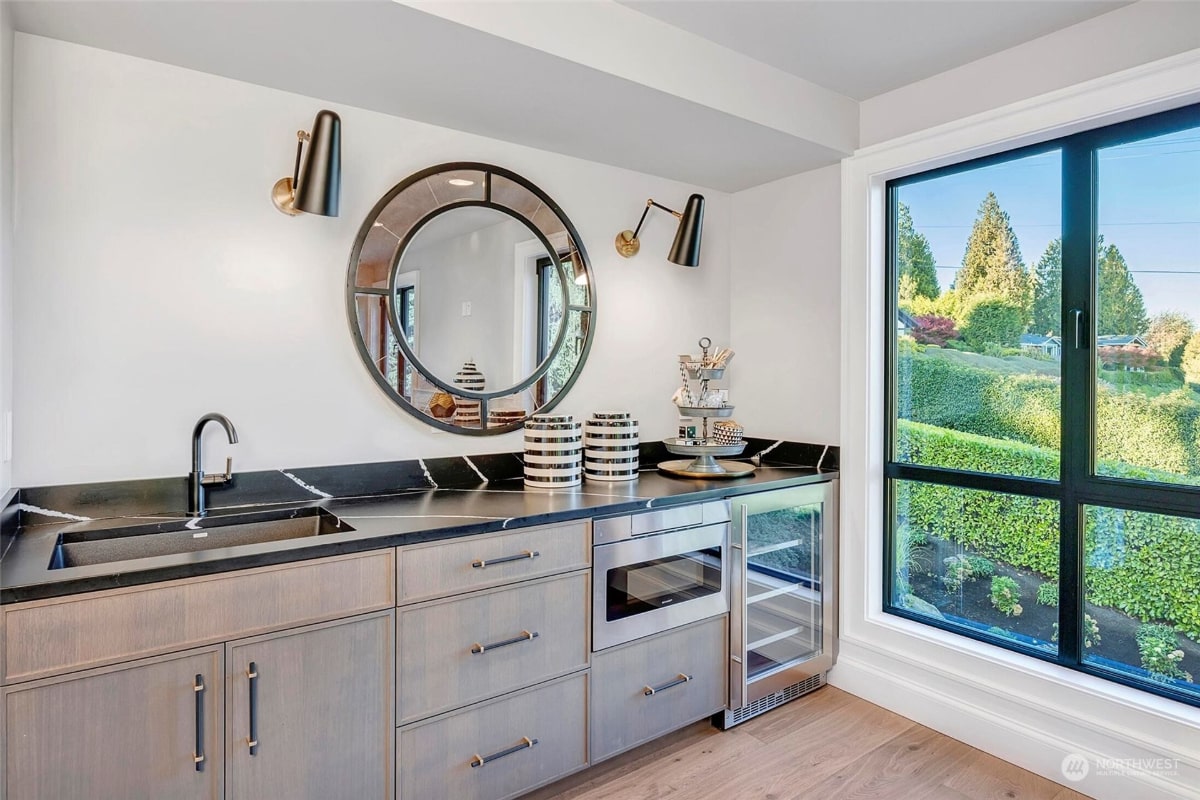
[[583, 411, 638, 482], [524, 413, 581, 488]]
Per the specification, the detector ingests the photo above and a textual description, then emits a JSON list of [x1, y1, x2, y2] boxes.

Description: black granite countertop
[[0, 439, 837, 604]]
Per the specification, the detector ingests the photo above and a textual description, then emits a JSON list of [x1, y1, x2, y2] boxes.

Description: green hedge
[[899, 352, 1200, 480], [897, 420, 1200, 639]]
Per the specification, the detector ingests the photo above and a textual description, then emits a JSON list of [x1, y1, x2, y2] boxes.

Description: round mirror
[[347, 163, 595, 435]]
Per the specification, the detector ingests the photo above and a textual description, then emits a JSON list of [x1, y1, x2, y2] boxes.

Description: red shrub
[[1098, 345, 1160, 371], [912, 315, 959, 347]]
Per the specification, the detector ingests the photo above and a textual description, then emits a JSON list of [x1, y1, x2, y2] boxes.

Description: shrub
[[912, 315, 959, 347], [961, 296, 1025, 349], [990, 576, 1022, 616], [1099, 345, 1160, 371], [1037, 582, 1059, 607], [967, 555, 995, 578], [1136, 624, 1192, 682], [942, 555, 973, 592]]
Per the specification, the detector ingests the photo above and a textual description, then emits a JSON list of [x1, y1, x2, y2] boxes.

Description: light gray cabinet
[[397, 571, 589, 724], [589, 615, 727, 763], [397, 672, 587, 800], [2, 646, 223, 800], [225, 610, 394, 800]]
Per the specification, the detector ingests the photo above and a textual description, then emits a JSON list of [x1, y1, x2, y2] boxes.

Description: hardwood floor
[[526, 686, 1091, 800]]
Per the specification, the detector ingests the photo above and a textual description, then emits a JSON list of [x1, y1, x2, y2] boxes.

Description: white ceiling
[[7, 0, 1141, 191], [620, 1, 1130, 100]]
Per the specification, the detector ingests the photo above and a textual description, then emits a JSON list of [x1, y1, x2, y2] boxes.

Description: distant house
[[1096, 334, 1148, 349], [898, 309, 917, 336], [1019, 333, 1062, 359]]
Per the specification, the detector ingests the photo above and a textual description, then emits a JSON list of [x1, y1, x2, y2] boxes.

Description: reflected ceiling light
[[448, 178, 475, 187], [614, 193, 705, 267], [271, 110, 341, 217]]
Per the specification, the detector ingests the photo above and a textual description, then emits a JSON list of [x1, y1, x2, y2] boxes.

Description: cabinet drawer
[[398, 572, 588, 725], [398, 672, 587, 800], [590, 615, 727, 763], [2, 550, 395, 683], [396, 522, 589, 604]]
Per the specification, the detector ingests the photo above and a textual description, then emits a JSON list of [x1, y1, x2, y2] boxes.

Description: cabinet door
[[3, 647, 222, 800], [226, 610, 394, 800]]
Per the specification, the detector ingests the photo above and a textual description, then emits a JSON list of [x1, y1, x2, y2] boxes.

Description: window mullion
[[1057, 138, 1095, 668]]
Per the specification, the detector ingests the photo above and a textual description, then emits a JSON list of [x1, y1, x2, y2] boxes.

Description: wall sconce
[[569, 248, 588, 286], [614, 193, 705, 267], [271, 109, 342, 217]]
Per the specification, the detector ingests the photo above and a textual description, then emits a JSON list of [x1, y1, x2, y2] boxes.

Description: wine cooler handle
[[730, 504, 748, 710]]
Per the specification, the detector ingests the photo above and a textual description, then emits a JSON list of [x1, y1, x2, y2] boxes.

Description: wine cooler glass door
[[731, 482, 836, 708]]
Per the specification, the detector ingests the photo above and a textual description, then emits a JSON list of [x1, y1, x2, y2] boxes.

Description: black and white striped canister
[[453, 361, 484, 426], [583, 412, 639, 482], [523, 413, 582, 488]]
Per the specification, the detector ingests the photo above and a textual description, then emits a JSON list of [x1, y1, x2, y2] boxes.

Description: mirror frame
[[345, 162, 596, 435]]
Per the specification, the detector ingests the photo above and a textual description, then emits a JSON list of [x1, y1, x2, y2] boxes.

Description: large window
[[885, 103, 1200, 706]]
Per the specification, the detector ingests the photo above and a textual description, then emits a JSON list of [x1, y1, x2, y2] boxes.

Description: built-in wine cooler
[[717, 481, 838, 729]]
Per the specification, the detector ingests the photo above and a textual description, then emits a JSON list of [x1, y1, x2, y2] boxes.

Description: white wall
[[729, 165, 840, 445], [10, 34, 731, 486], [404, 215, 528, 390], [860, 1, 1200, 147], [0, 1, 13, 495], [840, 50, 1200, 800]]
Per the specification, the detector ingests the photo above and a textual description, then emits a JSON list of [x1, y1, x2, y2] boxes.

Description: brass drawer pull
[[470, 736, 538, 768], [470, 630, 539, 655], [472, 550, 539, 569], [193, 674, 206, 770], [643, 673, 693, 696]]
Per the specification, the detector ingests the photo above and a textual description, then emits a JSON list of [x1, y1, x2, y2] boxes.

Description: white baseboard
[[829, 641, 1199, 800]]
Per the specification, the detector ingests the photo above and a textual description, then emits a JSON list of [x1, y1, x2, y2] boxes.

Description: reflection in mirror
[[348, 163, 594, 435]]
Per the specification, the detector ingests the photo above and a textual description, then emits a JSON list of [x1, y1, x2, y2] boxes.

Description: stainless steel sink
[[48, 507, 354, 569]]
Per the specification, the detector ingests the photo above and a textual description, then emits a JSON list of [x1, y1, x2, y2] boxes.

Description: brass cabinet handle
[[247, 662, 259, 755], [472, 550, 539, 569], [643, 673, 693, 696], [193, 674, 206, 770], [470, 736, 538, 768], [470, 630, 539, 654]]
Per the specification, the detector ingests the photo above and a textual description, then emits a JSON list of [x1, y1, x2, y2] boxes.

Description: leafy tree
[[1146, 311, 1195, 368], [1183, 332, 1200, 387], [897, 203, 939, 301], [1097, 242, 1148, 335], [1031, 238, 1062, 336], [960, 295, 1025, 349], [911, 315, 958, 346], [954, 193, 1031, 319]]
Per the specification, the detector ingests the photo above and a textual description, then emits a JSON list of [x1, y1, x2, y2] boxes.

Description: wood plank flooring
[[526, 686, 1091, 800]]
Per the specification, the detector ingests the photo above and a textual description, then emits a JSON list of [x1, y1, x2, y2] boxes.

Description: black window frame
[[883, 101, 1200, 707]]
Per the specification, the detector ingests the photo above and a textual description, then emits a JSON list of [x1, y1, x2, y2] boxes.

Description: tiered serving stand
[[658, 338, 756, 479]]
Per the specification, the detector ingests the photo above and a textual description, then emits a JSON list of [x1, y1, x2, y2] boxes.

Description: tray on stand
[[658, 438, 755, 479]]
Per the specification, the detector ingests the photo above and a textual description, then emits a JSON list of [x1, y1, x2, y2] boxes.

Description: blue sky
[[897, 127, 1200, 331]]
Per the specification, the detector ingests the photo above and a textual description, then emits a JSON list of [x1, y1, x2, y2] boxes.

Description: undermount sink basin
[[48, 507, 355, 569]]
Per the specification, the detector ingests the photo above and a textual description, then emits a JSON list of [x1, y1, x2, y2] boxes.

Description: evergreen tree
[[1031, 238, 1062, 335], [896, 202, 939, 300], [1146, 311, 1195, 368], [954, 193, 1031, 318], [1097, 242, 1149, 335]]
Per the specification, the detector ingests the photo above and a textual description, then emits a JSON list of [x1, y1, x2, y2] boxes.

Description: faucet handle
[[201, 457, 234, 486]]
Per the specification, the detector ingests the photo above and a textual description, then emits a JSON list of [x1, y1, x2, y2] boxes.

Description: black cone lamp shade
[[271, 109, 341, 217], [668, 193, 704, 267], [295, 110, 341, 216]]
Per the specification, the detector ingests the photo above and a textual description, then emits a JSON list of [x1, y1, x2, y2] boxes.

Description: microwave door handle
[[729, 504, 748, 711]]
